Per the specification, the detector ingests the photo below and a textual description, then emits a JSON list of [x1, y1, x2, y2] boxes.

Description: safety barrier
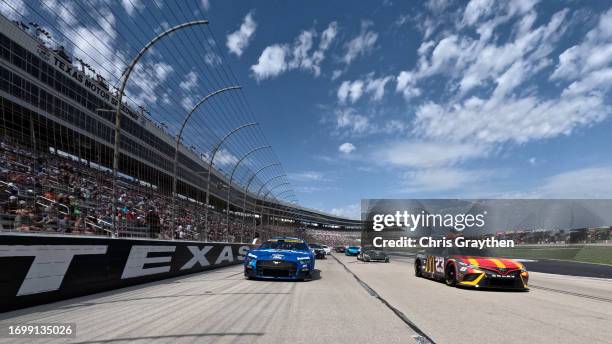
[[0, 233, 251, 312]]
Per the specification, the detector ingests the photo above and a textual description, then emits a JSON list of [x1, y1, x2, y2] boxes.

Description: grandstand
[[0, 13, 362, 243]]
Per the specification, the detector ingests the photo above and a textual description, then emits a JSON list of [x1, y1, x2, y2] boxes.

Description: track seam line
[[529, 285, 612, 303], [331, 255, 436, 344]]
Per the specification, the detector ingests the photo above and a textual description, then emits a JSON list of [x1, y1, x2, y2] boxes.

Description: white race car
[[322, 245, 332, 255]]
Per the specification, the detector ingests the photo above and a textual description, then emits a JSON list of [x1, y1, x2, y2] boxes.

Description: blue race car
[[345, 246, 361, 256], [244, 237, 315, 281]]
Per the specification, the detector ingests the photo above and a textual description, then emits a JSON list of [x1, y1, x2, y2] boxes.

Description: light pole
[[261, 182, 290, 236], [242, 163, 280, 231], [275, 193, 295, 231], [111, 20, 209, 235], [204, 123, 258, 242], [171, 86, 241, 238], [253, 174, 287, 236], [226, 145, 271, 242], [270, 190, 293, 235]]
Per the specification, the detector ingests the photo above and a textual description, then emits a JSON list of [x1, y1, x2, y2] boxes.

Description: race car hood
[[452, 256, 523, 270], [363, 250, 387, 256], [248, 249, 311, 261]]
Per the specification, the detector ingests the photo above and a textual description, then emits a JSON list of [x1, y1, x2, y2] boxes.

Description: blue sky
[[3, 0, 612, 219]]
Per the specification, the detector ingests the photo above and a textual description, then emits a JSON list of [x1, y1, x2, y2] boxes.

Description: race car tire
[[385, 258, 390, 263], [414, 260, 422, 277], [445, 264, 457, 287]]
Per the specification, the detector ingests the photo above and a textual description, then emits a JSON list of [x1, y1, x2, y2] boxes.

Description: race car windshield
[[259, 242, 309, 251]]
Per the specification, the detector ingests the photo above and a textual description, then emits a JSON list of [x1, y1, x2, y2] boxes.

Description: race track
[[1, 254, 612, 344]]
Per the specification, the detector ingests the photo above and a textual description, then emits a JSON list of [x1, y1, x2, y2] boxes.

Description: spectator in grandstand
[[2, 195, 19, 213]]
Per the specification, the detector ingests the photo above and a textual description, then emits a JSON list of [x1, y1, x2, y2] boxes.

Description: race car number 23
[[434, 256, 444, 273]]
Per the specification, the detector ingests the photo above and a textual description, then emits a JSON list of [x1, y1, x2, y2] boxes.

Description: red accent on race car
[[452, 256, 522, 271]]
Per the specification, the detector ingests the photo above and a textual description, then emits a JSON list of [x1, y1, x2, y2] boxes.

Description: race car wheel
[[445, 264, 457, 287], [414, 260, 422, 277]]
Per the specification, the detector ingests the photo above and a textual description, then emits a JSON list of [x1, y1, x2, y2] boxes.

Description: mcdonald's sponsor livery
[[414, 246, 529, 290]]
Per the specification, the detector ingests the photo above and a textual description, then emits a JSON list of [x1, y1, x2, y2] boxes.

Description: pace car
[[244, 237, 315, 281], [345, 245, 361, 256], [414, 247, 529, 290]]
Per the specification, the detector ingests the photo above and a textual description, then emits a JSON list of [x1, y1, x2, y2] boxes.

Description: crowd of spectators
[[0, 140, 251, 241], [264, 225, 361, 247]]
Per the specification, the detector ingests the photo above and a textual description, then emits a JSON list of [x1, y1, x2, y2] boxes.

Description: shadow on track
[[246, 269, 322, 282]]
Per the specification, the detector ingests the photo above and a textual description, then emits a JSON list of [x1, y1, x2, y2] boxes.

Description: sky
[[2, 0, 612, 220]]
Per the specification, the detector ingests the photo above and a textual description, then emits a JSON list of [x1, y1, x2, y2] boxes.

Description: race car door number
[[434, 256, 444, 273]]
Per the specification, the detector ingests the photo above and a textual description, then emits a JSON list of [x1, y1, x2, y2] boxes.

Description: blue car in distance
[[345, 246, 361, 256], [244, 237, 315, 281]]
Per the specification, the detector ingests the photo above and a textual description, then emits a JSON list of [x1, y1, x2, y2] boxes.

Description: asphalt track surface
[[1, 254, 611, 344]]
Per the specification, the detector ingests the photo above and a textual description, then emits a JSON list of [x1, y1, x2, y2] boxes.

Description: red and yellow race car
[[415, 247, 529, 290]]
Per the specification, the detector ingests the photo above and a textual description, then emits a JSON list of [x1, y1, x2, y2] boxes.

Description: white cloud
[[343, 22, 378, 64], [320, 22, 338, 50], [289, 171, 328, 182], [413, 93, 608, 145], [121, 0, 143, 16], [426, 0, 452, 13], [331, 107, 409, 137], [330, 203, 360, 220], [403, 168, 477, 193], [251, 22, 338, 80], [226, 12, 257, 57], [396, 71, 421, 99], [211, 149, 238, 167], [337, 80, 364, 103], [377, 141, 488, 168], [41, 1, 126, 85], [398, 3, 569, 97], [0, 0, 27, 20], [391, 3, 611, 155], [462, 0, 495, 26], [338, 75, 392, 103], [365, 75, 393, 101], [335, 108, 370, 134], [128, 62, 174, 105], [203, 52, 222, 67], [551, 8, 612, 96], [201, 0, 210, 11], [537, 166, 612, 197], [179, 71, 198, 92], [180, 92, 200, 110], [338, 142, 356, 154], [251, 45, 288, 81]]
